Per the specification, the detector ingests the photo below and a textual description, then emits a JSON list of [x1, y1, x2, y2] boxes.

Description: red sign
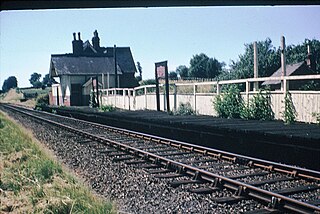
[[156, 65, 166, 79]]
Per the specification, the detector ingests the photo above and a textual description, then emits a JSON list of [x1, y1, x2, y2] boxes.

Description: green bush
[[213, 85, 276, 121], [99, 105, 116, 112], [89, 91, 98, 108], [282, 91, 297, 124], [312, 112, 320, 125], [172, 102, 196, 115], [36, 93, 49, 106], [213, 84, 244, 118], [246, 89, 274, 120], [23, 92, 38, 99]]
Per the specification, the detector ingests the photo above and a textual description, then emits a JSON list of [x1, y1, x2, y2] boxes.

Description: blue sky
[[1, 6, 320, 87]]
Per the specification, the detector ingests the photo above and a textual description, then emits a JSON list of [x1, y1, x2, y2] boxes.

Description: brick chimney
[[306, 44, 316, 71], [92, 30, 100, 51], [72, 32, 83, 55]]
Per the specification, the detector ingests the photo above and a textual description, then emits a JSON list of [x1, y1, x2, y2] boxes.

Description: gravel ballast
[[2, 107, 314, 213]]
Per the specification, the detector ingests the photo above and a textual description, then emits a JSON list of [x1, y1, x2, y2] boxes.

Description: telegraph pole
[[114, 44, 118, 88]]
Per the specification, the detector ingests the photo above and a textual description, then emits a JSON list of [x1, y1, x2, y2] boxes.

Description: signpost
[[155, 61, 169, 112]]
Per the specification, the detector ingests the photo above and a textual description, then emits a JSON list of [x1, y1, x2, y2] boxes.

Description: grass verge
[[0, 111, 115, 213]]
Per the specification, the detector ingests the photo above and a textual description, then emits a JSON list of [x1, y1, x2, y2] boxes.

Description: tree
[[189, 53, 223, 78], [136, 61, 142, 78], [42, 74, 50, 87], [29, 72, 42, 88], [229, 38, 280, 80], [2, 76, 18, 92], [308, 39, 320, 73], [34, 81, 43, 88], [168, 71, 178, 79], [227, 38, 320, 81], [135, 62, 143, 83], [42, 73, 57, 87], [286, 39, 320, 90], [286, 39, 320, 73], [189, 53, 209, 78], [206, 58, 223, 78], [176, 65, 189, 78]]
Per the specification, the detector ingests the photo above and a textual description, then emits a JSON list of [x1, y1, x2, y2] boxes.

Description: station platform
[[42, 106, 320, 170]]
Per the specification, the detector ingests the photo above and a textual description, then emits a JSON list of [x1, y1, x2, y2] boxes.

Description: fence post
[[246, 80, 250, 104], [253, 41, 259, 91], [104, 89, 108, 105], [216, 82, 220, 95], [144, 86, 147, 109], [284, 78, 289, 94], [123, 89, 126, 109], [133, 89, 136, 110], [128, 89, 131, 111], [163, 85, 166, 111], [114, 88, 116, 107], [193, 84, 197, 112], [173, 84, 177, 111]]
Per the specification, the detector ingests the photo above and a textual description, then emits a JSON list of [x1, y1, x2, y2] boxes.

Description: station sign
[[155, 61, 169, 112]]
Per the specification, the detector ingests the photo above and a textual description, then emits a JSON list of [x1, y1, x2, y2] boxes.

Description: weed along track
[[1, 104, 320, 213]]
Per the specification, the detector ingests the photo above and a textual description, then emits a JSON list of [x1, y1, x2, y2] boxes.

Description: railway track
[[2, 104, 320, 213]]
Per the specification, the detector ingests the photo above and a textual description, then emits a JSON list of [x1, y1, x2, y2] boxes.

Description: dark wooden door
[[70, 84, 82, 106]]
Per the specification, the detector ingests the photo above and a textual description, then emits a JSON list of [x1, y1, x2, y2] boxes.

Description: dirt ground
[[0, 89, 36, 108]]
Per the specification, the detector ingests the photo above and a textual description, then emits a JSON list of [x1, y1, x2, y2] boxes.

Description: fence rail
[[100, 74, 320, 123]]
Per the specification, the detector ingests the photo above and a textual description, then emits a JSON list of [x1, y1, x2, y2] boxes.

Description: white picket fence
[[100, 74, 320, 123]]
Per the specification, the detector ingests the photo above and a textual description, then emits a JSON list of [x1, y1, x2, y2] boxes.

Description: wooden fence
[[100, 74, 320, 123]]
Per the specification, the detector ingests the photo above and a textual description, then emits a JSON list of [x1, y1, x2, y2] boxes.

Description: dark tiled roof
[[83, 40, 97, 53], [106, 47, 137, 74], [50, 55, 121, 76], [50, 47, 136, 76], [262, 62, 305, 85]]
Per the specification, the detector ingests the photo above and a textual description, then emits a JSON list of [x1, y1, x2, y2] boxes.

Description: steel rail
[[3, 104, 320, 213], [113, 128, 320, 181], [17, 104, 320, 182]]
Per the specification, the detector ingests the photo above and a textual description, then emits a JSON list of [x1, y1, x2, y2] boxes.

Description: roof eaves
[[262, 61, 305, 85]]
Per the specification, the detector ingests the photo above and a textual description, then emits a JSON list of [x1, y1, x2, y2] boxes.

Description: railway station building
[[262, 45, 317, 90], [49, 30, 138, 106], [262, 61, 315, 90]]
